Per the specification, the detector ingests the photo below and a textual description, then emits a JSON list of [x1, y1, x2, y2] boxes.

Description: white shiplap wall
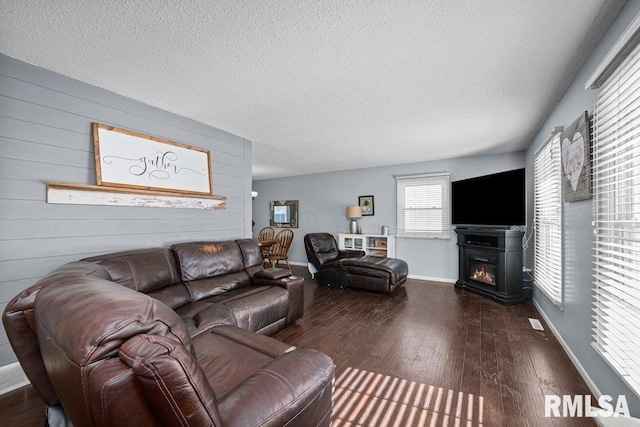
[[0, 54, 253, 366]]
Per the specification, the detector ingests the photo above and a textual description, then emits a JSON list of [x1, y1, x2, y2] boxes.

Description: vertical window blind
[[592, 41, 640, 396], [534, 130, 563, 307], [396, 173, 451, 239]]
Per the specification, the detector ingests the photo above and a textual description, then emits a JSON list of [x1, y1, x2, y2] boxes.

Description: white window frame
[[591, 36, 640, 397], [533, 129, 563, 308], [396, 173, 451, 239]]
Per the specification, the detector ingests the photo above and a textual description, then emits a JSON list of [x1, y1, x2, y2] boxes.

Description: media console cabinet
[[338, 233, 396, 258]]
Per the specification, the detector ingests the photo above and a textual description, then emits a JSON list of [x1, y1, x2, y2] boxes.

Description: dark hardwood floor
[[0, 266, 595, 426]]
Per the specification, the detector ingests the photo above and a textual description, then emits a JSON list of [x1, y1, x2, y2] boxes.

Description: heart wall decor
[[560, 111, 592, 202], [562, 131, 585, 191]]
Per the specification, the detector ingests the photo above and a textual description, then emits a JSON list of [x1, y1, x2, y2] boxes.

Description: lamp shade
[[346, 205, 362, 219]]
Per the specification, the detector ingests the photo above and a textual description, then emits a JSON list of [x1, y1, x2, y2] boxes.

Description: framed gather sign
[[93, 123, 213, 196]]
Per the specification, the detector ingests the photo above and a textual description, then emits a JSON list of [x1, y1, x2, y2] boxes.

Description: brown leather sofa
[[304, 233, 409, 293], [3, 238, 334, 426]]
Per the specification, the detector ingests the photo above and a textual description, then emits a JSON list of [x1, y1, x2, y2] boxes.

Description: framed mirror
[[270, 200, 298, 228]]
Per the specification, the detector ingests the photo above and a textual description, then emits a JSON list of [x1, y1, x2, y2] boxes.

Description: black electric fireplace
[[455, 228, 524, 305]]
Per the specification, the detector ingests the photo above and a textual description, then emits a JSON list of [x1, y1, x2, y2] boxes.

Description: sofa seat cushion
[[192, 326, 295, 400], [175, 286, 290, 337], [318, 259, 346, 269], [122, 326, 333, 427], [214, 286, 289, 333], [175, 302, 237, 337], [254, 267, 291, 280], [216, 346, 334, 427], [341, 256, 409, 285]]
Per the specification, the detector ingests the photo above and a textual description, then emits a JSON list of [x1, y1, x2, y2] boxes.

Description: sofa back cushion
[[183, 272, 251, 301], [171, 241, 244, 281], [304, 233, 339, 268], [35, 279, 192, 425], [235, 238, 262, 268], [83, 248, 181, 294]]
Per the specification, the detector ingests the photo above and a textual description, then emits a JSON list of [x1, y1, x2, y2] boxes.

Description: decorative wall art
[[560, 112, 592, 202], [93, 123, 213, 196], [359, 195, 374, 216]]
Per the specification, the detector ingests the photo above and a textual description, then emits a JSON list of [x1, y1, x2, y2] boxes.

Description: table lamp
[[346, 206, 362, 234]]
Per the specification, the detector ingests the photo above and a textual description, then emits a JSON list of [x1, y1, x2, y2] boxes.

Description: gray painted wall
[[253, 1, 640, 413], [252, 151, 525, 281], [0, 54, 253, 367], [524, 1, 640, 415]]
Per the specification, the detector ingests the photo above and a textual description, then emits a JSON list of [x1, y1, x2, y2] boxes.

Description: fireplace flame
[[471, 267, 495, 285]]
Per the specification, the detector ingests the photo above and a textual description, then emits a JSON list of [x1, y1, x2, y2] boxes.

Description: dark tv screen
[[451, 168, 525, 227]]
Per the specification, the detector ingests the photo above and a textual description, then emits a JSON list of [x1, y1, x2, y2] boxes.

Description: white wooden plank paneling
[[0, 158, 95, 182], [0, 115, 89, 150], [0, 53, 252, 366], [1, 137, 92, 168], [0, 94, 90, 134], [0, 75, 246, 157], [0, 218, 233, 240], [0, 58, 246, 148], [0, 180, 43, 200]]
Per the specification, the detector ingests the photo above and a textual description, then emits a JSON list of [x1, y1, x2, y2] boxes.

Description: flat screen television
[[451, 168, 525, 227]]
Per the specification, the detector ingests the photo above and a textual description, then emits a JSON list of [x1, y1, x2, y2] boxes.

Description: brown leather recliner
[[304, 233, 408, 293]]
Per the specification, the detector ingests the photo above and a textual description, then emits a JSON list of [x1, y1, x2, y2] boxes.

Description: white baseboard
[[532, 299, 602, 398], [289, 261, 307, 267], [407, 274, 456, 283], [0, 362, 29, 395]]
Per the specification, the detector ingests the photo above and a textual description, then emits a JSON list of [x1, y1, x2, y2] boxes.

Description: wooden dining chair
[[258, 227, 275, 243], [269, 229, 294, 272], [257, 227, 275, 268]]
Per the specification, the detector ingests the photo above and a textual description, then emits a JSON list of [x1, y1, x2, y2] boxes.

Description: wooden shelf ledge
[[46, 183, 226, 210]]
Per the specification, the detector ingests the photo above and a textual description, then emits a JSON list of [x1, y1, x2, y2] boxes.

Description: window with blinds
[[534, 130, 563, 307], [396, 173, 451, 239], [592, 40, 640, 396]]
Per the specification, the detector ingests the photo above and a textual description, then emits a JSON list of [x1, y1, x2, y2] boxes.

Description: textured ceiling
[[0, 1, 626, 179]]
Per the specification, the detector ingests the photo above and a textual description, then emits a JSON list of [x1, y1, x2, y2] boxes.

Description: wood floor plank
[[0, 266, 597, 426]]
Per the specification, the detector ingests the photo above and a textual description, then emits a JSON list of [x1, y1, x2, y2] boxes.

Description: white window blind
[[592, 40, 640, 396], [396, 173, 450, 239], [534, 130, 563, 307]]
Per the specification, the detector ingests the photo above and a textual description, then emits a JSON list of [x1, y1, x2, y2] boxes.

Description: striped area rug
[[333, 367, 484, 426]]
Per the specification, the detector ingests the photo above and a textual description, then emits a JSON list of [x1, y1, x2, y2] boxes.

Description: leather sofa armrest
[[250, 271, 304, 324], [2, 261, 111, 407], [120, 334, 223, 426], [339, 250, 365, 258], [272, 276, 304, 324], [2, 283, 58, 406]]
